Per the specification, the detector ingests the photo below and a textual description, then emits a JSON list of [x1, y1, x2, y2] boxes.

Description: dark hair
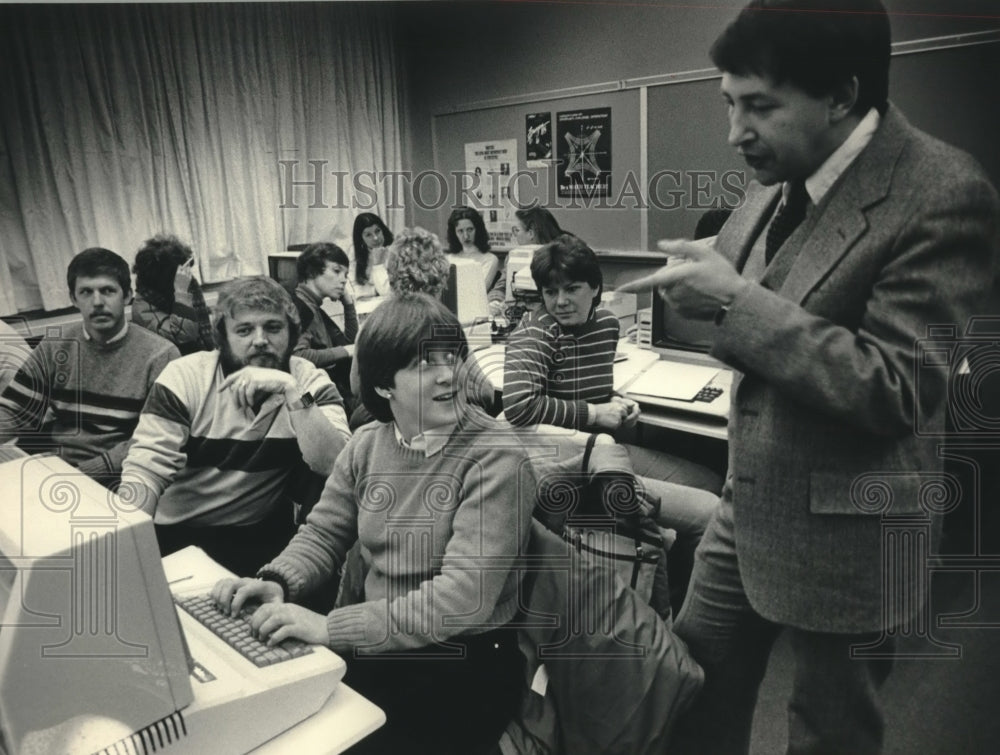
[[515, 207, 564, 244], [296, 242, 349, 283], [356, 293, 469, 423], [710, 0, 891, 116], [446, 206, 491, 253], [67, 247, 131, 297], [351, 213, 394, 285], [132, 234, 193, 304], [530, 234, 603, 313], [213, 276, 301, 350]]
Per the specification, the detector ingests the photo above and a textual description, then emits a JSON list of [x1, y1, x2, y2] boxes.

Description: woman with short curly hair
[[385, 226, 451, 298]]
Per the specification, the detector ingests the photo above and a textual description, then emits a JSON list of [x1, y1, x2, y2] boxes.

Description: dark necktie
[[765, 180, 809, 265]]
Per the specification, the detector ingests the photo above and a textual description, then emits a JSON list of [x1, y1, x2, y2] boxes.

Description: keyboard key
[[175, 594, 314, 668]]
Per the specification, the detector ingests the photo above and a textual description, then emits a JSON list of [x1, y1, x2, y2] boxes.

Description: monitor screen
[[441, 258, 490, 326], [650, 286, 724, 367], [267, 252, 301, 293]]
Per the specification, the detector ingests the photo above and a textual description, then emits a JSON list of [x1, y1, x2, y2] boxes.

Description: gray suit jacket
[[712, 105, 1000, 633]]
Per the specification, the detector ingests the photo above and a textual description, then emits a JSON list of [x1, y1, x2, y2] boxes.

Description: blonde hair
[[386, 227, 450, 298]]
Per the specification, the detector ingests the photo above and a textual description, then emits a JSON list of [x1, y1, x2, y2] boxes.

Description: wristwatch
[[287, 391, 316, 411]]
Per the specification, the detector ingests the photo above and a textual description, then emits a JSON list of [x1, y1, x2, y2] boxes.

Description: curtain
[[0, 3, 404, 314]]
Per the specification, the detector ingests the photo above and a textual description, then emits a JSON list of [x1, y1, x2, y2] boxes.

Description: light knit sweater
[[259, 406, 537, 653], [0, 323, 179, 475]]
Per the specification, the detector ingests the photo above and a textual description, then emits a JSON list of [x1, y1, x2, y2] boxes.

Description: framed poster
[[525, 112, 553, 167], [556, 107, 611, 199], [464, 139, 518, 247]]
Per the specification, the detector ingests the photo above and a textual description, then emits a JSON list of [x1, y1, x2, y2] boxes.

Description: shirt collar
[[799, 107, 880, 206], [295, 283, 323, 306], [82, 320, 129, 344], [393, 421, 456, 457]]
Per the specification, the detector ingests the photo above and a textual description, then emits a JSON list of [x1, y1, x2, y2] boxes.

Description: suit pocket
[[809, 471, 936, 516]]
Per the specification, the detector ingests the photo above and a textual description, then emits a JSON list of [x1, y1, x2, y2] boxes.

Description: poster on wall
[[525, 112, 553, 167], [556, 107, 612, 199], [464, 139, 518, 247]]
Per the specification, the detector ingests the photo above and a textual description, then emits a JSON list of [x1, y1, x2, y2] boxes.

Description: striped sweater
[[503, 307, 619, 429], [258, 407, 537, 653], [120, 351, 351, 526], [0, 323, 179, 476]]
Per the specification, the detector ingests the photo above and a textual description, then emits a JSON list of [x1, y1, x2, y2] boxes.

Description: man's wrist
[[286, 391, 316, 411]]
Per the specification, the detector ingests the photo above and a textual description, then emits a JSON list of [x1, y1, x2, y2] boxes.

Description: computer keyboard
[[693, 386, 724, 403], [175, 594, 315, 668]]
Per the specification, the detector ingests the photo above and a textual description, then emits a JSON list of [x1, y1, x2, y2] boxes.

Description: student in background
[[0, 248, 179, 485], [445, 206, 501, 290], [510, 206, 565, 248], [504, 235, 721, 490], [132, 233, 215, 355], [120, 276, 350, 576], [491, 205, 567, 315], [211, 294, 532, 755], [619, 1, 1000, 751], [349, 227, 495, 426], [292, 242, 358, 411], [350, 212, 394, 298]]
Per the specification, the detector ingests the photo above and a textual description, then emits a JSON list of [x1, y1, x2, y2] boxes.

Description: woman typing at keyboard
[[211, 294, 534, 754]]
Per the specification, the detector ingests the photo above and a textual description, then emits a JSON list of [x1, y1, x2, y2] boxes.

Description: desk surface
[[469, 341, 730, 441], [251, 684, 385, 755]]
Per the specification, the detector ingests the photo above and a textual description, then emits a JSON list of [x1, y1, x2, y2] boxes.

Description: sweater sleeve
[[0, 345, 50, 443], [257, 436, 361, 601], [503, 317, 587, 428], [119, 361, 192, 511], [326, 442, 535, 652]]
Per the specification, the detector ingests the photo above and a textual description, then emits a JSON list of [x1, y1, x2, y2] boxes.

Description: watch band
[[288, 391, 315, 411]]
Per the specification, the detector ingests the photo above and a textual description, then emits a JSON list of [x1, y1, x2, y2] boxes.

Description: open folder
[[625, 360, 720, 402]]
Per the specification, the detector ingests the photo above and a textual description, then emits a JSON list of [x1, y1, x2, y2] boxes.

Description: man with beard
[[0, 247, 179, 484], [120, 276, 351, 575]]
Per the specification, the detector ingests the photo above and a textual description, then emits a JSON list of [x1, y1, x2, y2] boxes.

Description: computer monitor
[[441, 257, 491, 326], [0, 454, 346, 755], [267, 252, 301, 293], [504, 245, 540, 301], [0, 454, 193, 754], [650, 283, 722, 367]]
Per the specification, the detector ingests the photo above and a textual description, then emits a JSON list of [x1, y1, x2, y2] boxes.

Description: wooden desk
[[469, 341, 730, 442]]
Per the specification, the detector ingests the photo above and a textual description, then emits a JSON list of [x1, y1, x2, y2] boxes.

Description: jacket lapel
[[716, 183, 780, 271], [771, 105, 911, 304]]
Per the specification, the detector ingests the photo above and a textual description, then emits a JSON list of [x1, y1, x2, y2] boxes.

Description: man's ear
[[374, 386, 393, 400], [829, 76, 859, 122]]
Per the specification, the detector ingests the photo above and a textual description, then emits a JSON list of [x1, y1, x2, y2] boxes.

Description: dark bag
[[535, 434, 671, 619]]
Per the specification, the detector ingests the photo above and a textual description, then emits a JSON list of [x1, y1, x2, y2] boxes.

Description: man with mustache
[[120, 276, 351, 576], [620, 1, 999, 752], [0, 247, 179, 484]]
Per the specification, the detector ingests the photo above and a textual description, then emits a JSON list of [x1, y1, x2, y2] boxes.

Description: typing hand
[[211, 577, 284, 618], [618, 239, 748, 320], [249, 602, 329, 647]]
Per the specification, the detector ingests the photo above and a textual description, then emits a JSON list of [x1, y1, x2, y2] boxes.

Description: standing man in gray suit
[[621, 1, 999, 752]]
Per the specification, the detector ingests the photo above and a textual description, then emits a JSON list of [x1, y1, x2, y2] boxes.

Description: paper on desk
[[626, 360, 719, 401], [162, 545, 235, 588]]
